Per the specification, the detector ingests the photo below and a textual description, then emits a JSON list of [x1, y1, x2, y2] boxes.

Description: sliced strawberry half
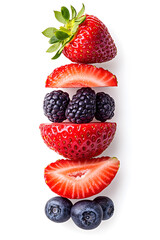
[[44, 157, 120, 199], [45, 64, 117, 88], [39, 122, 116, 160]]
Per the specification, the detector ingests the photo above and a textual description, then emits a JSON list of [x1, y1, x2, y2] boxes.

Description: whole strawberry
[[42, 4, 117, 63]]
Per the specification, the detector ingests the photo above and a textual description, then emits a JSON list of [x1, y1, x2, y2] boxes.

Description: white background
[[0, 0, 160, 239]]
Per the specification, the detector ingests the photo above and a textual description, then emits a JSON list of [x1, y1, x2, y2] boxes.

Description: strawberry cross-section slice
[[45, 64, 117, 88], [44, 156, 120, 199]]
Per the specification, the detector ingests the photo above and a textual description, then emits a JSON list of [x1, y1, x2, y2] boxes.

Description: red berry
[[45, 64, 117, 88], [39, 122, 116, 160], [63, 15, 117, 63], [44, 156, 120, 199], [42, 5, 117, 63]]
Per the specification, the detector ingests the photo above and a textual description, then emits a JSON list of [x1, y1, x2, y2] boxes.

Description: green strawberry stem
[[42, 4, 86, 59]]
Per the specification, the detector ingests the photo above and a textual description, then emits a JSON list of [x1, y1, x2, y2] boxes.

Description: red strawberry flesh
[[45, 64, 117, 88], [44, 157, 120, 199], [63, 15, 117, 64], [39, 122, 116, 160]]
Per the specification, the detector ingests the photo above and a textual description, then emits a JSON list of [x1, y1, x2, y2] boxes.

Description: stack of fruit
[[40, 4, 120, 230]]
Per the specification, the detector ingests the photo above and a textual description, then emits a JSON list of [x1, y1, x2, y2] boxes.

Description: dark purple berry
[[95, 92, 115, 122], [65, 87, 96, 124], [71, 200, 103, 230], [45, 196, 73, 223], [94, 196, 114, 220], [43, 90, 70, 122]]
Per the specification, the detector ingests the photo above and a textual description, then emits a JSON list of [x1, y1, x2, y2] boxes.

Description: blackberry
[[43, 90, 70, 123], [95, 92, 115, 122], [65, 87, 96, 124]]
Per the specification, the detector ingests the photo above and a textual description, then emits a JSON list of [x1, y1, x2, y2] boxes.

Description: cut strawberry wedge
[[45, 64, 117, 88], [44, 157, 120, 199], [39, 122, 116, 160]]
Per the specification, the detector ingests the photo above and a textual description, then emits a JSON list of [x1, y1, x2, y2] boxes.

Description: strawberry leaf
[[55, 31, 70, 40], [71, 5, 77, 18], [71, 22, 80, 34], [44, 4, 87, 61], [76, 3, 85, 18], [61, 6, 70, 21], [42, 27, 57, 38], [46, 43, 60, 53], [51, 48, 63, 60], [63, 34, 74, 46], [59, 27, 70, 34], [51, 35, 74, 60], [49, 35, 60, 44], [75, 15, 86, 24], [54, 11, 66, 24]]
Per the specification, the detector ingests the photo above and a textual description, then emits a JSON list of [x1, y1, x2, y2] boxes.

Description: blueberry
[[71, 200, 103, 230], [45, 196, 73, 223], [94, 196, 114, 220]]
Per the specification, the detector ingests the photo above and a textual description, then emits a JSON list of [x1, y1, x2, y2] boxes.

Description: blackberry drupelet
[[95, 92, 115, 122], [43, 90, 70, 122], [65, 87, 96, 124]]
